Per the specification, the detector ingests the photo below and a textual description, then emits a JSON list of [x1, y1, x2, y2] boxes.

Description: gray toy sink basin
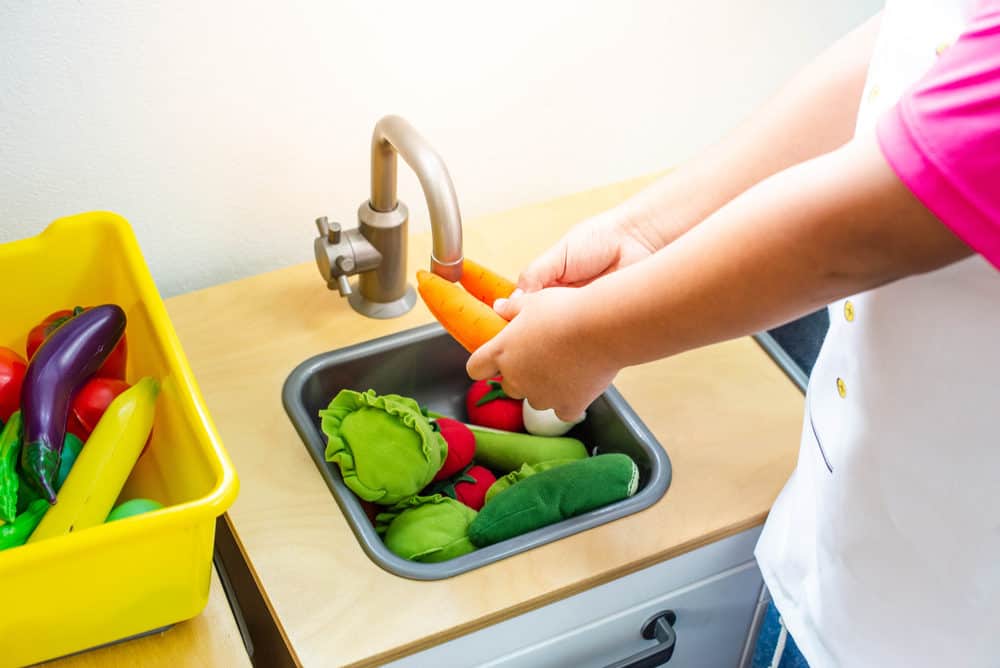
[[282, 323, 672, 580]]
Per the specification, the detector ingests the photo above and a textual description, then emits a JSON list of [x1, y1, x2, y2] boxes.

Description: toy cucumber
[[30, 377, 158, 542], [483, 458, 578, 504], [468, 453, 639, 547], [466, 424, 587, 473]]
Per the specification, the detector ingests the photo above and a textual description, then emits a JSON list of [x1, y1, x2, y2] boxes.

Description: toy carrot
[[460, 258, 516, 306], [417, 270, 507, 353]]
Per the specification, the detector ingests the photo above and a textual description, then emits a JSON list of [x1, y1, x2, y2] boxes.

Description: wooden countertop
[[48, 567, 250, 668], [165, 175, 805, 667]]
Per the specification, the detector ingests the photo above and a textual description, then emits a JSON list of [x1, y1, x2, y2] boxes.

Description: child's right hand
[[517, 206, 662, 292]]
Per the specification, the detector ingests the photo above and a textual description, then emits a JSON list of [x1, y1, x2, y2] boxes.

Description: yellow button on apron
[[836, 377, 847, 398], [868, 85, 881, 103], [844, 300, 855, 322], [936, 41, 952, 56]]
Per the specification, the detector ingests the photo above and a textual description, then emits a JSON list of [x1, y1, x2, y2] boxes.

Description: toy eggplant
[[20, 304, 126, 502]]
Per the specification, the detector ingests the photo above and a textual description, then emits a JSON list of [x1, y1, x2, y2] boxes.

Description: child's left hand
[[466, 286, 618, 421]]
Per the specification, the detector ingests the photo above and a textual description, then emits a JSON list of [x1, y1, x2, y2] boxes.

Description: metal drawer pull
[[605, 610, 677, 668]]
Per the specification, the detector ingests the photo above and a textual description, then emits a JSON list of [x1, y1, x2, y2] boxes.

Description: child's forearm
[[585, 137, 971, 369], [622, 13, 882, 248]]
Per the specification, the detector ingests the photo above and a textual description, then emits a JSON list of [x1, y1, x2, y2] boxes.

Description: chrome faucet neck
[[370, 115, 463, 281]]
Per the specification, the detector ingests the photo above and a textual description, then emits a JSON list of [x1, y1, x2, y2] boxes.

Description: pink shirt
[[877, 0, 1000, 270]]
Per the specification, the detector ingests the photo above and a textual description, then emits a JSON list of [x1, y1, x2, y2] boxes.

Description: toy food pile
[[0, 305, 164, 552], [320, 380, 640, 564]]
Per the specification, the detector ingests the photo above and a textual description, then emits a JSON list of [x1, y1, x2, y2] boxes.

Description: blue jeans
[[750, 602, 810, 668]]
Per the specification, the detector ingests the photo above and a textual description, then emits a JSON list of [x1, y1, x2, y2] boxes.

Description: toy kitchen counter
[[164, 175, 805, 667]]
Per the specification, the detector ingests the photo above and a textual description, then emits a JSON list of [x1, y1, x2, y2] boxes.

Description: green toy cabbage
[[375, 494, 477, 562], [321, 390, 446, 505]]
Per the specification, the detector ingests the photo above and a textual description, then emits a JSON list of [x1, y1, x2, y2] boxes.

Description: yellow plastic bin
[[0, 212, 238, 667]]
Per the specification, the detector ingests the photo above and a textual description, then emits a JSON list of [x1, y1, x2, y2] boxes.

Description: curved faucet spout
[[370, 115, 463, 281]]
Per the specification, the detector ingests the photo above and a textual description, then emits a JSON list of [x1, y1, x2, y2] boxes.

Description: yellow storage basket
[[0, 212, 238, 667]]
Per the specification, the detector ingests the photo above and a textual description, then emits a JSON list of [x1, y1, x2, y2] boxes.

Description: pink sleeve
[[876, 2, 1000, 270]]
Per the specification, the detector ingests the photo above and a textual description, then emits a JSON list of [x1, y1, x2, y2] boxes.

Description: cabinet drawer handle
[[604, 610, 677, 668]]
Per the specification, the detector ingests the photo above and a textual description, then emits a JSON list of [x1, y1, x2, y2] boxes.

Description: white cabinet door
[[389, 527, 762, 668]]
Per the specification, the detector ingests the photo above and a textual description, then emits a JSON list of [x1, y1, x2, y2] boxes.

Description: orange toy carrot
[[460, 258, 517, 306], [417, 270, 507, 353]]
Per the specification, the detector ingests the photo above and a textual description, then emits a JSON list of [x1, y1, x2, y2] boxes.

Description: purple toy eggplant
[[21, 304, 126, 503]]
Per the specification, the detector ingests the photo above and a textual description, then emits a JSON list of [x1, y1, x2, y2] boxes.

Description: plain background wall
[[1, 1, 880, 297]]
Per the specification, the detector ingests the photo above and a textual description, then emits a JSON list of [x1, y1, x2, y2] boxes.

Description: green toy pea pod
[[320, 390, 447, 505], [375, 494, 477, 563]]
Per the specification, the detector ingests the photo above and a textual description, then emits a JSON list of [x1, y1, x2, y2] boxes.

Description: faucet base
[[347, 284, 417, 319]]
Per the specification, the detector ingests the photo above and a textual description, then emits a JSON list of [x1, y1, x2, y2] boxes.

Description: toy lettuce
[[375, 494, 477, 562], [320, 390, 446, 505]]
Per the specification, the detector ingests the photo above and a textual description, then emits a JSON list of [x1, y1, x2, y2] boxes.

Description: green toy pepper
[[469, 453, 639, 547], [0, 499, 49, 551], [321, 390, 447, 505], [0, 411, 22, 522], [375, 494, 477, 562]]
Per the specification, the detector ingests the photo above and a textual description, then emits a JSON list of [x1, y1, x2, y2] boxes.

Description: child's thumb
[[493, 289, 524, 321]]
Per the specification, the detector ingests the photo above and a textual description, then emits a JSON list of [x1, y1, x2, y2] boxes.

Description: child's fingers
[[518, 241, 567, 292], [493, 289, 525, 320], [466, 337, 500, 381]]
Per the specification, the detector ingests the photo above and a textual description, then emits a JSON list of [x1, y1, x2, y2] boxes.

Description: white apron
[[754, 1, 1000, 666]]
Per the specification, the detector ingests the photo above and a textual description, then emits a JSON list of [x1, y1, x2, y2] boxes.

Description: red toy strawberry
[[466, 377, 524, 432], [433, 417, 476, 482], [427, 464, 497, 511]]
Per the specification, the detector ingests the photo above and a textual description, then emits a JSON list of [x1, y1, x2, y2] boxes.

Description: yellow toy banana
[[30, 377, 159, 542]]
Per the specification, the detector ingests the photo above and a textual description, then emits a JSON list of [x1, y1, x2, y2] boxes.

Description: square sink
[[282, 323, 671, 580]]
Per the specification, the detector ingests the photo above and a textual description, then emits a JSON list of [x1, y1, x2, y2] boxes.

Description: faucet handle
[[315, 216, 341, 244], [333, 274, 352, 297]]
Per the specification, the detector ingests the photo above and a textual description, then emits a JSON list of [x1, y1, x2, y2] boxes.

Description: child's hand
[[466, 287, 618, 421], [518, 207, 660, 292]]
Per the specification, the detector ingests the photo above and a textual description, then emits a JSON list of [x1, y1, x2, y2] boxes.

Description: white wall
[[0, 1, 880, 297]]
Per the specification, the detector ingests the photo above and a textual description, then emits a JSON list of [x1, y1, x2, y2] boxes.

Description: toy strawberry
[[466, 377, 524, 432]]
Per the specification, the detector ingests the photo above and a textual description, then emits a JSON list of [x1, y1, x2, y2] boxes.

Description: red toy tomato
[[432, 417, 476, 482], [0, 347, 27, 422], [69, 377, 131, 440], [27, 307, 128, 380], [465, 377, 524, 432], [69, 377, 153, 456], [452, 465, 496, 511]]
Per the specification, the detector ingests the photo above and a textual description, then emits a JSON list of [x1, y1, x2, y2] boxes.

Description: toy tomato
[[27, 307, 128, 380], [466, 377, 524, 432], [0, 347, 27, 423], [69, 377, 131, 440], [432, 417, 476, 482]]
